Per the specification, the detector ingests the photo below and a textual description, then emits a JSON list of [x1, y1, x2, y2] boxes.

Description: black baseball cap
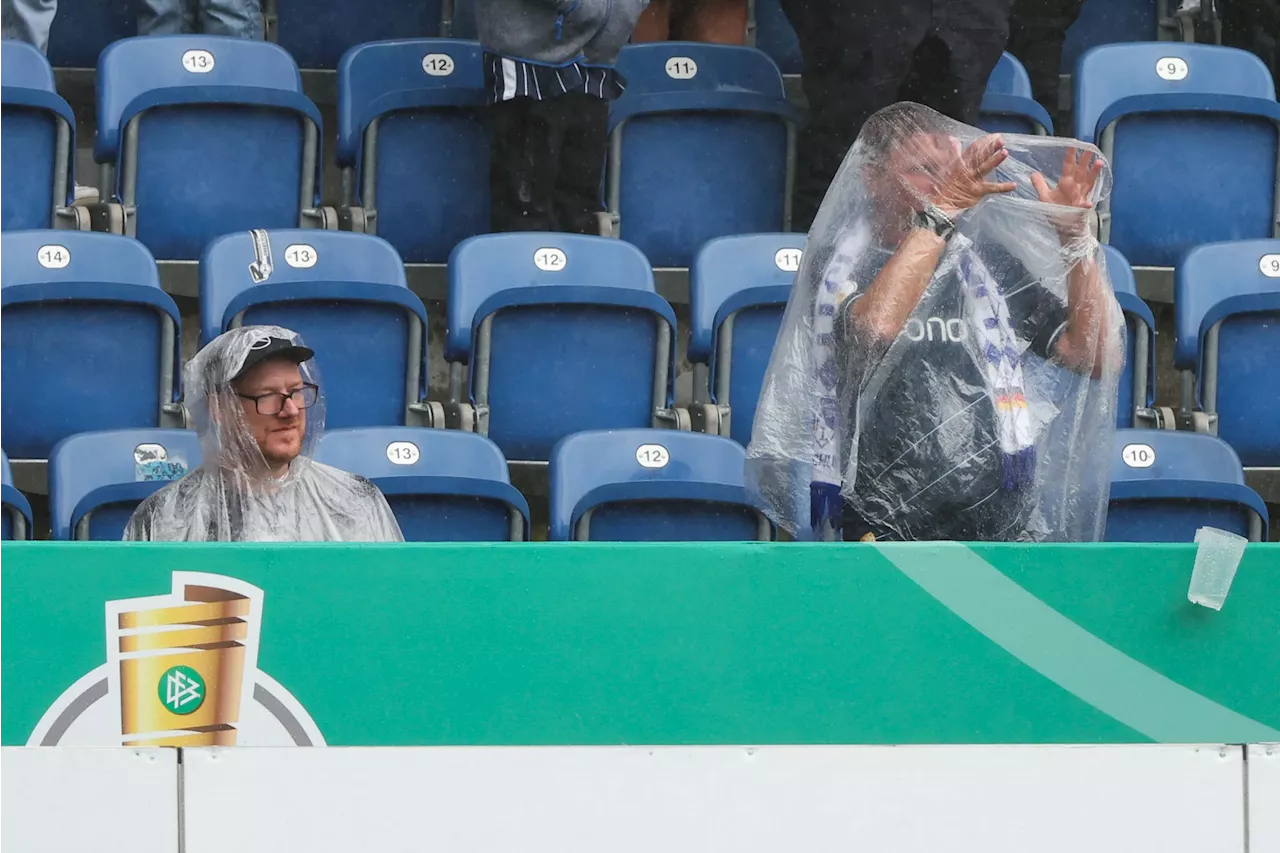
[[231, 335, 315, 381]]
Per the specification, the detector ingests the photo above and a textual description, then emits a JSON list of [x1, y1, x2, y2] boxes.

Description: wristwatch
[[915, 204, 957, 241]]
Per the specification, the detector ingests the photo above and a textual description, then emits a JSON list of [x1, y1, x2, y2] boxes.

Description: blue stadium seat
[[315, 427, 528, 541], [49, 428, 201, 540], [1075, 43, 1280, 268], [1106, 429, 1268, 542], [95, 36, 325, 261], [1060, 0, 1159, 78], [752, 0, 803, 75], [1175, 239, 1280, 467], [200, 229, 429, 430], [46, 0, 136, 69], [448, 233, 677, 461], [1, 231, 183, 460], [1103, 245, 1156, 428], [981, 52, 1054, 135], [274, 0, 443, 69], [2, 450, 34, 541], [336, 39, 489, 264], [609, 43, 800, 267], [1, 40, 76, 231], [689, 233, 803, 445], [550, 429, 770, 541]]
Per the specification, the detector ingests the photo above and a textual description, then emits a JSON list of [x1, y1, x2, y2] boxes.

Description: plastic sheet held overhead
[[747, 103, 1125, 542], [124, 325, 403, 542]]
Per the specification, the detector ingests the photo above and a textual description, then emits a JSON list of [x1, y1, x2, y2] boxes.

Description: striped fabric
[[484, 53, 626, 104]]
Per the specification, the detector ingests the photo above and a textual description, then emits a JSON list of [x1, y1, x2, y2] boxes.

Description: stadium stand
[[1174, 239, 1280, 468], [608, 43, 800, 267], [1, 231, 184, 462], [199, 229, 430, 430], [1104, 244, 1156, 429], [687, 233, 803, 444], [46, 0, 136, 69], [2, 451, 34, 541], [94, 35, 329, 260], [1075, 43, 1280, 268], [446, 233, 677, 462], [1, 40, 81, 231], [48, 428, 201, 540], [270, 0, 443, 69], [316, 427, 529, 541], [980, 52, 1055, 135], [1106, 429, 1269, 542], [549, 429, 771, 541], [336, 39, 490, 264]]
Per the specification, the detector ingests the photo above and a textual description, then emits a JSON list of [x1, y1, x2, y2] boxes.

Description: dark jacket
[[475, 0, 650, 67]]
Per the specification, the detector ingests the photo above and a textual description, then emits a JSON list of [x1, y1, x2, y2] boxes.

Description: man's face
[[870, 133, 961, 214], [232, 358, 307, 472]]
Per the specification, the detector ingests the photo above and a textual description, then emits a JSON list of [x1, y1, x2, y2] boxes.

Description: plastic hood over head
[[746, 103, 1125, 542], [124, 325, 403, 542]]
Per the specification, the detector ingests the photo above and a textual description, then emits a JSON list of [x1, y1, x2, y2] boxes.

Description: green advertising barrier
[[3, 542, 1278, 747]]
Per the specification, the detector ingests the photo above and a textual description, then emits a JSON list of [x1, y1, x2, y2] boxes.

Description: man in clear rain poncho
[[124, 325, 403, 542], [747, 104, 1125, 542]]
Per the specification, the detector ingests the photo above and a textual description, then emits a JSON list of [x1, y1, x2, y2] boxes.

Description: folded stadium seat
[[1075, 43, 1280, 268], [1103, 244, 1157, 429], [315, 427, 529, 541], [272, 0, 443, 69], [94, 36, 329, 261], [687, 233, 804, 444], [447, 233, 678, 461], [2, 451, 34, 541], [549, 429, 771, 541], [608, 43, 801, 268], [49, 429, 201, 540], [980, 52, 1054, 135], [336, 39, 489, 264], [1106, 429, 1268, 542], [46, 0, 136, 69], [1174, 239, 1280, 468], [1, 40, 82, 231], [752, 0, 803, 75], [200, 229, 430, 429], [1, 231, 184, 462]]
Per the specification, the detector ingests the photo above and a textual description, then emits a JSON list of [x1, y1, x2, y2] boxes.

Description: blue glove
[[810, 482, 843, 541]]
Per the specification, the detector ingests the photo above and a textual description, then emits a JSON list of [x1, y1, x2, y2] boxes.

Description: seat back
[[1, 231, 182, 460], [1176, 239, 1280, 466], [1106, 429, 1268, 542], [316, 427, 528, 541], [275, 0, 443, 69], [201, 229, 427, 429], [337, 39, 489, 263], [1103, 244, 1155, 428], [448, 233, 677, 461], [2, 450, 34, 541], [980, 52, 1054, 135], [1060, 0, 1159, 82], [551, 429, 767, 541], [47, 0, 136, 68], [96, 36, 322, 260], [690, 234, 803, 445], [49, 429, 201, 540], [1, 40, 75, 230], [752, 0, 803, 74], [610, 43, 798, 267]]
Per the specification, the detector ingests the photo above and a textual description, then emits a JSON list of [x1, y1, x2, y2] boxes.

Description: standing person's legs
[[923, 0, 1014, 126], [1, 0, 57, 53], [490, 96, 562, 232], [548, 93, 610, 235], [671, 0, 748, 44], [200, 0, 264, 38], [1006, 0, 1084, 133], [631, 0, 672, 41], [139, 0, 197, 34]]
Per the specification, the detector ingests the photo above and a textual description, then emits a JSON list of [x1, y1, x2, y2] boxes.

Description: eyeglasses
[[237, 383, 319, 415]]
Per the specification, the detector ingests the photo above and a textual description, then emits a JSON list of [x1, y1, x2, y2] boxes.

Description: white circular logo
[[36, 244, 70, 269], [635, 444, 670, 469], [133, 443, 169, 464], [181, 49, 215, 74], [665, 57, 698, 79], [774, 248, 802, 272], [249, 335, 274, 350], [1121, 443, 1156, 468], [283, 244, 317, 269], [386, 441, 420, 466], [1155, 57, 1188, 81], [1260, 254, 1280, 278], [533, 248, 567, 271], [422, 53, 454, 76]]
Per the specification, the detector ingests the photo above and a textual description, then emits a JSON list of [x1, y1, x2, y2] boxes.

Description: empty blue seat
[[981, 52, 1054, 135], [275, 0, 443, 69], [337, 39, 489, 264], [1060, 0, 1159, 78], [46, 0, 137, 68], [95, 36, 325, 260], [315, 427, 528, 541], [1106, 429, 1268, 542], [1075, 43, 1280, 268], [2, 231, 183, 460], [2, 450, 34, 541], [1175, 239, 1280, 467], [689, 233, 803, 445], [1, 40, 76, 231], [200, 229, 429, 430], [448, 233, 677, 461], [49, 428, 201, 540], [550, 429, 769, 541], [1103, 245, 1156, 428], [609, 44, 800, 267]]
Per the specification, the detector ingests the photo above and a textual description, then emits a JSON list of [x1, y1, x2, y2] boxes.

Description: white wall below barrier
[[1251, 744, 1280, 853]]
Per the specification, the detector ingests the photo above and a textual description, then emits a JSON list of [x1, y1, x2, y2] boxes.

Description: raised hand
[[926, 134, 1018, 217], [1031, 148, 1106, 242]]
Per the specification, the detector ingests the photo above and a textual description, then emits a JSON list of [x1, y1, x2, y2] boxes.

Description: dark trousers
[[1222, 0, 1280, 81], [489, 93, 609, 234], [1007, 0, 1085, 134], [780, 0, 1014, 230]]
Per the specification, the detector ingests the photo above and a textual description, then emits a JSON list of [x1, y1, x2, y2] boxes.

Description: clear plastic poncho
[[124, 325, 403, 542], [747, 104, 1125, 542]]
